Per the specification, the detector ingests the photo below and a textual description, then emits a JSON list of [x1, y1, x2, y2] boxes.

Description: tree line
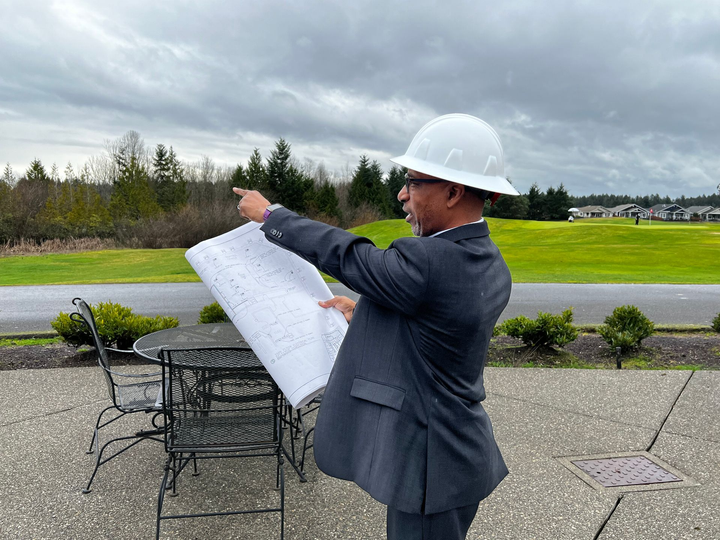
[[571, 192, 720, 209], [0, 131, 409, 248], [1, 130, 718, 248]]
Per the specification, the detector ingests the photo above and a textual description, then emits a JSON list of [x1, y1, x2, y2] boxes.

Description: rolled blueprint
[[185, 222, 348, 407]]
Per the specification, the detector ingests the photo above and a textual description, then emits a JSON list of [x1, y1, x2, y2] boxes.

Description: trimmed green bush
[[500, 308, 578, 348], [712, 313, 720, 333], [598, 305, 654, 353], [198, 302, 229, 324], [52, 301, 178, 349]]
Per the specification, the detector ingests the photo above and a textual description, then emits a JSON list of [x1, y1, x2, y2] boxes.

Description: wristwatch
[[263, 203, 284, 221]]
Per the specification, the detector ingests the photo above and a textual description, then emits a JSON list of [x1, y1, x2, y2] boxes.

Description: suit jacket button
[[271, 229, 278, 236], [276, 231, 283, 238]]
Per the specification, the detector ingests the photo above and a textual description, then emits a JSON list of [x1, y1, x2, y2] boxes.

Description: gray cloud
[[1, 0, 719, 197]]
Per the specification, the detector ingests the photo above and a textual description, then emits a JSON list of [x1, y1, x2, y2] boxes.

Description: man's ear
[[446, 183, 464, 208]]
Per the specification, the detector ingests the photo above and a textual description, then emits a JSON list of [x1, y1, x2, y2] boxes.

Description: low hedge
[[598, 305, 654, 353], [52, 301, 178, 349], [499, 308, 578, 348]]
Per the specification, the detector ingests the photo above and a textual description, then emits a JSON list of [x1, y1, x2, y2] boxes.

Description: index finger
[[232, 187, 248, 196]]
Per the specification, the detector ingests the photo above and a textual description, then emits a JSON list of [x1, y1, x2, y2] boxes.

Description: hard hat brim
[[389, 154, 521, 196]]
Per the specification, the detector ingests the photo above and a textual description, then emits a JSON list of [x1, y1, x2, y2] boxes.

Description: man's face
[[397, 170, 446, 237]]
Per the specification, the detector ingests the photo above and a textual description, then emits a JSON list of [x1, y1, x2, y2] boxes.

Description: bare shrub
[[348, 203, 385, 229], [118, 201, 246, 249], [313, 213, 341, 228], [0, 236, 118, 256]]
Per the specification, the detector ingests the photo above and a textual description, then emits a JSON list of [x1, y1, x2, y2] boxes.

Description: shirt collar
[[429, 218, 485, 238]]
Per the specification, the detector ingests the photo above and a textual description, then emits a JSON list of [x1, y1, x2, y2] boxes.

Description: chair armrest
[[106, 347, 135, 354], [103, 367, 162, 378], [104, 347, 162, 377]]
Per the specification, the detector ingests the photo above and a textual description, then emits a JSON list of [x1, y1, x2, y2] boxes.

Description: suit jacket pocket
[[350, 377, 406, 411]]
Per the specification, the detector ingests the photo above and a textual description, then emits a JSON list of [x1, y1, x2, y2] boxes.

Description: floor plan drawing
[[186, 222, 348, 407]]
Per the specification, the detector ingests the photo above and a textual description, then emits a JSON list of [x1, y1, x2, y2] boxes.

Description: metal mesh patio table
[[133, 323, 248, 363], [133, 324, 309, 481]]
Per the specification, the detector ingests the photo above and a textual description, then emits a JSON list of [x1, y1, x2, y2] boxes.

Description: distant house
[[706, 208, 720, 222], [685, 206, 716, 221], [576, 205, 612, 218], [647, 204, 690, 221], [606, 204, 648, 218]]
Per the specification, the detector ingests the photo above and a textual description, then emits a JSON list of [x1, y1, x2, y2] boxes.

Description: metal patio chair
[[285, 393, 323, 481], [70, 298, 164, 494], [157, 346, 284, 539]]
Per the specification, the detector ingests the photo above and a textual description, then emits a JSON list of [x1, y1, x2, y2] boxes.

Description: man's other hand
[[233, 187, 271, 223], [319, 296, 356, 323]]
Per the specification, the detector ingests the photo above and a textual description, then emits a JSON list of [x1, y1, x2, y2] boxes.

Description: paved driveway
[[1, 283, 719, 333]]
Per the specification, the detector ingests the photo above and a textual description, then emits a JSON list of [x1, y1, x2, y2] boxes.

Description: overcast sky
[[1, 0, 719, 197]]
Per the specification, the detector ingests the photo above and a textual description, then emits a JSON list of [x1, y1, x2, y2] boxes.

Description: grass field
[[1, 218, 718, 285]]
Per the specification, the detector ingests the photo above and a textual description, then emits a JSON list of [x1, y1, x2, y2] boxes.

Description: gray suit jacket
[[261, 208, 510, 515]]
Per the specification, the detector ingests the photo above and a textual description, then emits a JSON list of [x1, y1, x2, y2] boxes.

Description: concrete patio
[[0, 365, 718, 539]]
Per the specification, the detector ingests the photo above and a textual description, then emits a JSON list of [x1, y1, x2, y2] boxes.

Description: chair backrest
[[161, 347, 280, 453], [71, 298, 117, 403]]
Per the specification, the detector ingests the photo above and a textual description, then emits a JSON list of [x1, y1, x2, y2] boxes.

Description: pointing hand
[[233, 187, 271, 223]]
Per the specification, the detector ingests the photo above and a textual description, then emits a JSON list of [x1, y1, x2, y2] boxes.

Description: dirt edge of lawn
[[2, 331, 719, 371]]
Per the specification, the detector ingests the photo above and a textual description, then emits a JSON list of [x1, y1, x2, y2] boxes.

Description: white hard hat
[[390, 114, 520, 196]]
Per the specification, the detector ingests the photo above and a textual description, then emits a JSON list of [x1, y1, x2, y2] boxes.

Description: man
[[235, 114, 519, 539]]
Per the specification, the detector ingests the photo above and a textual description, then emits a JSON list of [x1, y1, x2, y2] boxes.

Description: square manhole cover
[[557, 451, 697, 493], [571, 455, 681, 487]]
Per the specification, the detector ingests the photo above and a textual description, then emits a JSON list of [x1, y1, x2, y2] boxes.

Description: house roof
[[686, 206, 714, 214], [577, 205, 611, 213], [607, 203, 646, 213], [648, 203, 688, 213], [606, 204, 634, 213], [707, 208, 720, 215]]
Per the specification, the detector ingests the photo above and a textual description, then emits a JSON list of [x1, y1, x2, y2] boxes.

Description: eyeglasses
[[404, 175, 445, 193]]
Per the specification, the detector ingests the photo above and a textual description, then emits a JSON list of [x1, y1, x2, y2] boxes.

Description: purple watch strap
[[263, 208, 272, 221]]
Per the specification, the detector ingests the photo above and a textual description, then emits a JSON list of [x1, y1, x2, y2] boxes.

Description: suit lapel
[[434, 221, 490, 243]]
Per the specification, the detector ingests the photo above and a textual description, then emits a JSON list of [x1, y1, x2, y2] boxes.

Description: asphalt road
[[1, 282, 718, 334]]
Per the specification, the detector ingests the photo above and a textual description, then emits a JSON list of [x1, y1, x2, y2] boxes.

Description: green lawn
[[489, 218, 720, 283], [1, 218, 718, 285], [0, 249, 199, 286]]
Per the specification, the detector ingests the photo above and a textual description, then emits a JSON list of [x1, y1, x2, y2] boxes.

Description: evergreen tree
[[151, 145, 187, 212], [168, 147, 182, 182], [245, 148, 267, 191], [348, 155, 387, 214], [266, 138, 311, 212], [348, 155, 371, 208], [168, 146, 188, 209], [230, 164, 247, 189], [110, 155, 162, 221], [26, 158, 50, 184], [153, 144, 170, 183], [544, 184, 573, 220], [486, 193, 529, 219], [12, 159, 52, 239], [385, 166, 407, 218], [526, 182, 545, 220], [266, 138, 291, 200], [153, 144, 175, 211], [2, 163, 14, 186], [67, 181, 113, 237], [315, 181, 340, 218], [369, 160, 391, 216], [542, 186, 556, 220]]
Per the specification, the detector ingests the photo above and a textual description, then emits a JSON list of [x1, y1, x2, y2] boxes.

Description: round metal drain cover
[[571, 455, 682, 487]]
